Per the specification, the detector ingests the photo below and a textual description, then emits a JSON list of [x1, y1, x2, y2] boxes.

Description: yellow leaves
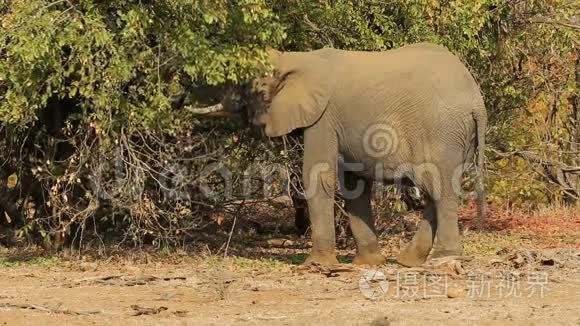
[[497, 158, 509, 169], [25, 201, 36, 220], [6, 173, 17, 189]]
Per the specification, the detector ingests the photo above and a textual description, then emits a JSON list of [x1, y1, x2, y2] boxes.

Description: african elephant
[[223, 42, 487, 267]]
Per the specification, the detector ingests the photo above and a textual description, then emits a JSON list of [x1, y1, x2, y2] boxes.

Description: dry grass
[[459, 202, 579, 254], [1, 202, 577, 268]]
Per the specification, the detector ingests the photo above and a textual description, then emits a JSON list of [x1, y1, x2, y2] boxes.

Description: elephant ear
[[264, 51, 333, 137]]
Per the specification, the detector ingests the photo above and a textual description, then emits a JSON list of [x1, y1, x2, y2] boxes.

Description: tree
[[0, 0, 577, 248]]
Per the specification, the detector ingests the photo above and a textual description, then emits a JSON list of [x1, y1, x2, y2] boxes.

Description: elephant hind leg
[[397, 162, 464, 266], [343, 172, 386, 265], [397, 198, 437, 267], [430, 197, 462, 258]]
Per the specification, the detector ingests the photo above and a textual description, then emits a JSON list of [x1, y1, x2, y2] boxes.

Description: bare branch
[[186, 103, 224, 115], [490, 148, 580, 200], [528, 18, 580, 30], [303, 14, 335, 48]]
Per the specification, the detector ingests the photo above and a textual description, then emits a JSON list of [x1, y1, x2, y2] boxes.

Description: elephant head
[[223, 49, 334, 137]]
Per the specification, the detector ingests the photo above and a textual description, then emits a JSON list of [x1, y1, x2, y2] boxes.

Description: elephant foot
[[353, 252, 386, 266], [396, 219, 434, 267], [396, 242, 431, 267], [304, 251, 339, 266], [427, 255, 473, 267], [430, 248, 462, 259], [396, 249, 428, 267]]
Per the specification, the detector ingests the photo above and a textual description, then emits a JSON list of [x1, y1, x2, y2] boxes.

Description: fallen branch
[[0, 302, 101, 315], [130, 304, 168, 316], [223, 196, 293, 208], [69, 274, 187, 287], [69, 274, 122, 285]]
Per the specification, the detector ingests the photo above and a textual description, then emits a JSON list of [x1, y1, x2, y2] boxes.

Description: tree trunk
[[572, 54, 580, 204], [0, 186, 24, 227]]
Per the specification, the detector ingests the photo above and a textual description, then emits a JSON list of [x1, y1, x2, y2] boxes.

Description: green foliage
[[0, 0, 577, 247], [0, 255, 59, 268], [0, 0, 285, 130]]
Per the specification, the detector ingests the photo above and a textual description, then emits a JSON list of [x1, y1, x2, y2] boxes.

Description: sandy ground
[[0, 204, 578, 325], [0, 246, 578, 326]]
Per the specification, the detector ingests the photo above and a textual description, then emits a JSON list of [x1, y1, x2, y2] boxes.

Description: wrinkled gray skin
[[224, 43, 487, 267]]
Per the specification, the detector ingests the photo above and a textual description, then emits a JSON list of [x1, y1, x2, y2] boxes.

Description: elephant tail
[[473, 106, 487, 219]]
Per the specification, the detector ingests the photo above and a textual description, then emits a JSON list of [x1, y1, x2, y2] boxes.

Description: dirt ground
[[0, 207, 579, 325], [0, 248, 578, 325]]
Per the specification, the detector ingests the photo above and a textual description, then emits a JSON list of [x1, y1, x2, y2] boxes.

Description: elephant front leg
[[343, 172, 385, 265], [302, 126, 339, 266], [303, 168, 339, 266]]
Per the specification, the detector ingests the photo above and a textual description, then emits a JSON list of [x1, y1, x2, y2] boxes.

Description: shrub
[[0, 0, 577, 248]]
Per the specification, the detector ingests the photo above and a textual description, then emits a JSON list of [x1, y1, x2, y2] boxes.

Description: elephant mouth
[[250, 112, 268, 127]]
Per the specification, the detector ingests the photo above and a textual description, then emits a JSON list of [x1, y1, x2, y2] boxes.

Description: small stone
[[447, 287, 466, 298], [370, 316, 390, 326]]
